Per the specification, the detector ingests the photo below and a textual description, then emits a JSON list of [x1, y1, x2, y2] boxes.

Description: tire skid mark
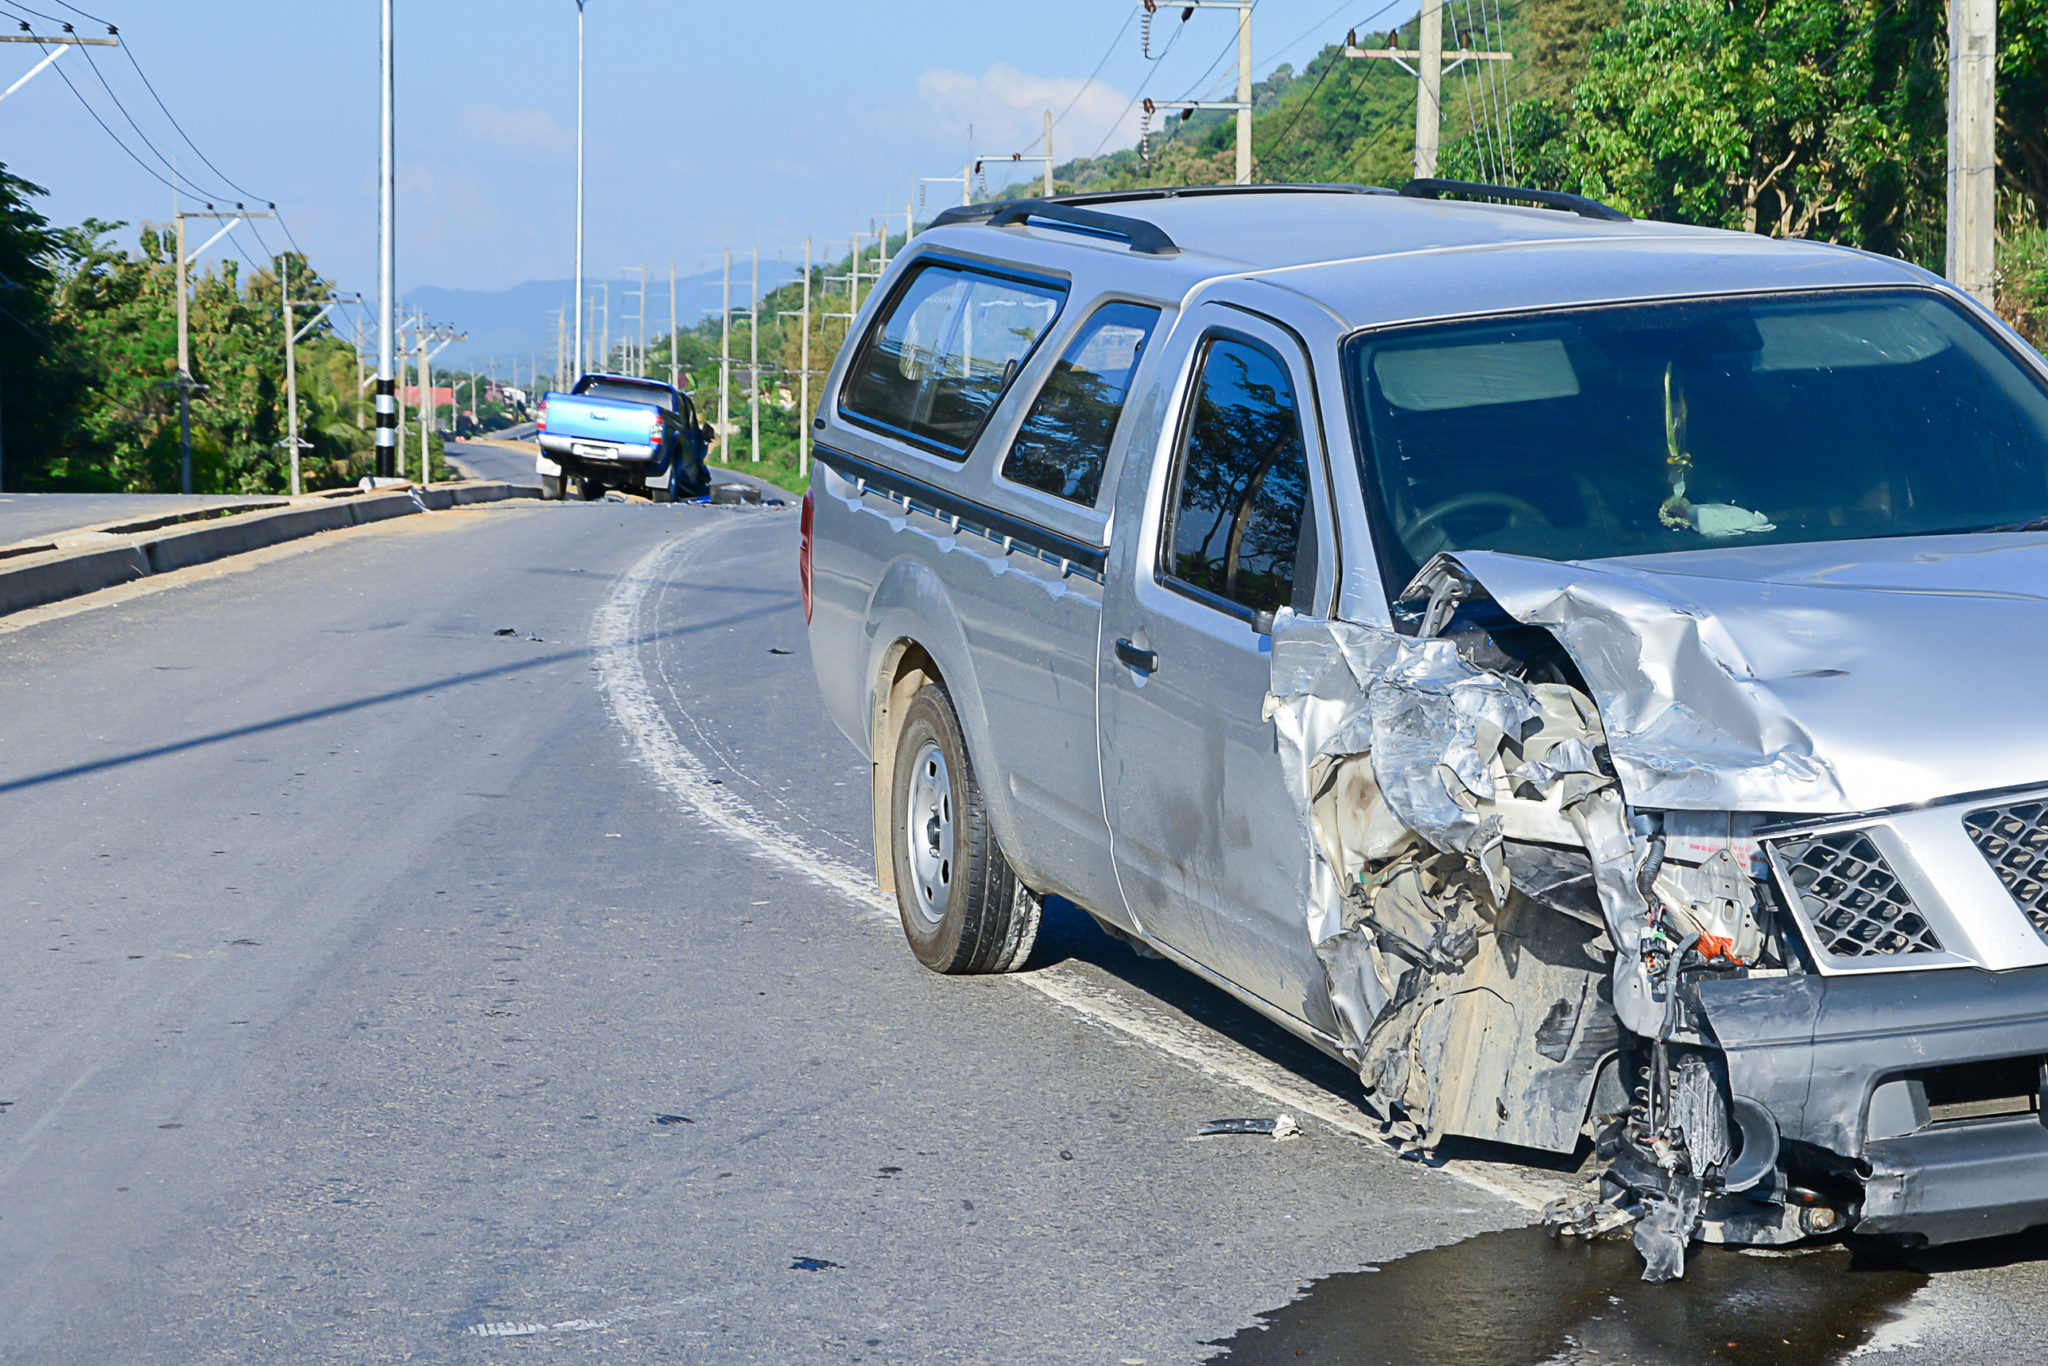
[[594, 526, 1555, 1216], [644, 533, 868, 863]]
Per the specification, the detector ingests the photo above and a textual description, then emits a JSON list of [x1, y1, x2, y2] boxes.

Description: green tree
[[0, 166, 94, 491]]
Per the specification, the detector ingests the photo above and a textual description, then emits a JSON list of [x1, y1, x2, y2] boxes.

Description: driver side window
[[1160, 334, 1316, 619]]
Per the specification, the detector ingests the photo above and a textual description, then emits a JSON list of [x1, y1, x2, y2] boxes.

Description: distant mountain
[[404, 261, 803, 374]]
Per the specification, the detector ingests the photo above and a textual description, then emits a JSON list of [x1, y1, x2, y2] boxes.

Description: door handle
[[1115, 637, 1158, 674]]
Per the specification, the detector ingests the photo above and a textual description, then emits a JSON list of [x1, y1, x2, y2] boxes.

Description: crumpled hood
[[1449, 535, 2048, 813]]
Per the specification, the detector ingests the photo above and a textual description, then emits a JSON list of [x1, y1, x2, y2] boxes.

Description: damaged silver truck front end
[[1268, 548, 2048, 1281]]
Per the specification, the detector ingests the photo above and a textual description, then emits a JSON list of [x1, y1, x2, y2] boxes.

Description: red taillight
[[799, 489, 815, 624], [536, 398, 548, 431]]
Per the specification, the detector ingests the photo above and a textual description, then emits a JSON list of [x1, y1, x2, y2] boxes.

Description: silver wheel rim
[[905, 738, 954, 929]]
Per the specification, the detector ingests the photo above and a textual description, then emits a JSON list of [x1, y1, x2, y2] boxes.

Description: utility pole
[[1137, 1, 1254, 183], [396, 315, 411, 481], [1949, 0, 1997, 306], [1233, 2, 1251, 184], [175, 172, 192, 495], [378, 0, 397, 478], [1045, 109, 1055, 194], [417, 326, 462, 481], [637, 264, 648, 378], [0, 28, 119, 105], [173, 198, 275, 494], [718, 248, 731, 465], [600, 280, 609, 372], [418, 323, 431, 482], [353, 312, 366, 429], [282, 258, 303, 495], [667, 262, 678, 388], [800, 238, 812, 479], [919, 172, 970, 217], [750, 246, 760, 464], [1344, 10, 1511, 180], [573, 0, 586, 384]]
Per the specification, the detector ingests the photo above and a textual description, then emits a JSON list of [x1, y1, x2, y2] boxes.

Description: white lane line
[[594, 530, 1557, 1217], [592, 528, 895, 922], [644, 537, 870, 864]]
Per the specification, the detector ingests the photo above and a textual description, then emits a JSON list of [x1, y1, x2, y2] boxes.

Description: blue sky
[[4, 0, 1419, 306]]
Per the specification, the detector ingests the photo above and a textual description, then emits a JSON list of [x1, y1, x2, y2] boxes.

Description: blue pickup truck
[[534, 373, 712, 501]]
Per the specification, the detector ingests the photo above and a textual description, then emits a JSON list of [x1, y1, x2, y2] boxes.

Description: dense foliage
[[0, 166, 377, 493]]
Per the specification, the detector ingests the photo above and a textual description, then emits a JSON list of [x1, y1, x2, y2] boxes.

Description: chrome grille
[[1771, 830, 1944, 958], [1964, 801, 2048, 939]]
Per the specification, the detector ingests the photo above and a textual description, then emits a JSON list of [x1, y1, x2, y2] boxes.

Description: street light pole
[[573, 0, 585, 380], [377, 0, 397, 478]]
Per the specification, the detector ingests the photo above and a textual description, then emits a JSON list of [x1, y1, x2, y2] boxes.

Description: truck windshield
[[579, 380, 674, 411], [1344, 288, 2048, 590]]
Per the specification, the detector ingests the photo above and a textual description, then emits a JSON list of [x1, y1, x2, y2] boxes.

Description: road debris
[[493, 627, 516, 636], [652, 1114, 692, 1126], [709, 483, 762, 506], [1196, 1114, 1300, 1140], [789, 1256, 839, 1271]]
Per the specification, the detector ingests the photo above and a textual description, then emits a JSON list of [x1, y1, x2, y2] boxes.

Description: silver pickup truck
[[801, 182, 2048, 1278]]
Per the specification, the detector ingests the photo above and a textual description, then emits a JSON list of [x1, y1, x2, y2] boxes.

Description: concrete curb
[[0, 481, 537, 619]]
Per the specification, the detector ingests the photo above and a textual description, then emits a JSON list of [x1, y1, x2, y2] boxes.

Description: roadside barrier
[[0, 482, 537, 619]]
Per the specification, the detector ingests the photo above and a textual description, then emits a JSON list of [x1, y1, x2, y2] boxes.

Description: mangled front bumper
[[1698, 965, 2048, 1246]]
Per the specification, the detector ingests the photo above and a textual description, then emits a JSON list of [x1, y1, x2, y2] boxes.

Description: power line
[[1091, 11, 1193, 157], [1029, 6, 1136, 155], [2, 0, 303, 257], [1257, 0, 1407, 166], [10, 31, 185, 196]]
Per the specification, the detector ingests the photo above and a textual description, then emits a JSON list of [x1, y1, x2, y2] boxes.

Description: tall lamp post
[[377, 0, 397, 478], [573, 0, 585, 380]]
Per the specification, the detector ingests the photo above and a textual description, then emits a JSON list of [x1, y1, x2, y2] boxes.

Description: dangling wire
[[1485, 0, 1519, 182], [1459, 2, 1505, 184], [1453, 20, 1492, 183]]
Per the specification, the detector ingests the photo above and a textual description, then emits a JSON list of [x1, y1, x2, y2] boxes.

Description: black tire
[[651, 449, 682, 504], [575, 476, 605, 501], [539, 473, 564, 500], [888, 684, 1042, 974]]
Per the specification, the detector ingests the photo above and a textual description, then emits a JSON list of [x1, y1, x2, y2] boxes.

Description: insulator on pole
[[1141, 8, 1152, 57]]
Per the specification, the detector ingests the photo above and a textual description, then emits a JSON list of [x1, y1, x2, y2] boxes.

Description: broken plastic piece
[[1196, 1114, 1299, 1140], [1695, 933, 1738, 963]]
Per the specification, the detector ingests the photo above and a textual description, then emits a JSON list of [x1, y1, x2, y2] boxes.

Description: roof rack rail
[[929, 199, 1180, 256], [1399, 177, 1630, 223], [1053, 183, 1396, 207]]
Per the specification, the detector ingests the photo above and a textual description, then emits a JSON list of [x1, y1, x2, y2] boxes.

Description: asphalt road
[[446, 437, 541, 488], [2, 499, 2045, 1362]]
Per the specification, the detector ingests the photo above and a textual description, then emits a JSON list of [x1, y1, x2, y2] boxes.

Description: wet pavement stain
[[1205, 1226, 1927, 1365]]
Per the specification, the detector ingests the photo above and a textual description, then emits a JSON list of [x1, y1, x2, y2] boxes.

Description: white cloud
[[910, 62, 1141, 165], [455, 103, 575, 162]]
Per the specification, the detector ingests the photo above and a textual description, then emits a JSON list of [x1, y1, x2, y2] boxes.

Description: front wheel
[[888, 684, 1041, 974]]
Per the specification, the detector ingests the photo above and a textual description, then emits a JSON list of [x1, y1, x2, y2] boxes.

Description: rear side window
[[1001, 302, 1161, 506], [1161, 334, 1313, 617], [839, 262, 1065, 456], [580, 379, 675, 411]]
